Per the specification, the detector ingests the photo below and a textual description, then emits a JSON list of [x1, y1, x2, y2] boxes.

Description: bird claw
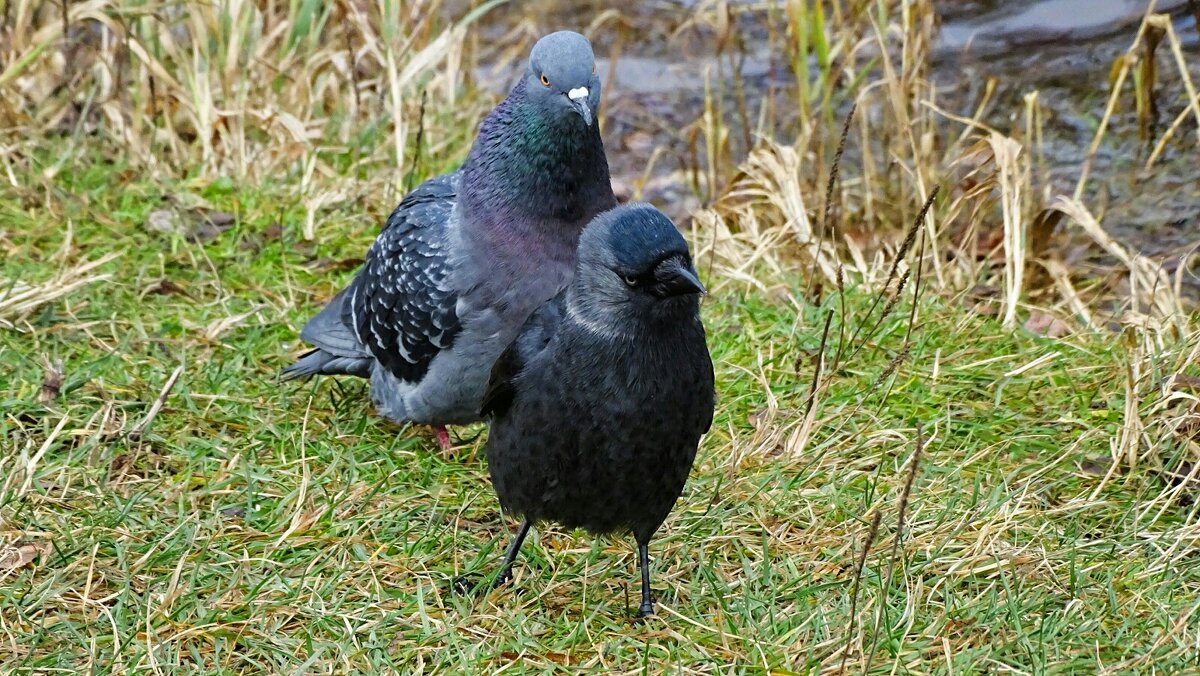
[[451, 575, 480, 595], [452, 569, 513, 596], [493, 568, 514, 588], [634, 601, 655, 619]]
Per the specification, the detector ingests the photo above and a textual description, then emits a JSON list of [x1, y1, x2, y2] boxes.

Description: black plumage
[[473, 203, 715, 618]]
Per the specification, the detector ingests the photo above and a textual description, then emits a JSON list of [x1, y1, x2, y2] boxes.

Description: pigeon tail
[[282, 287, 371, 380], [281, 348, 371, 380]]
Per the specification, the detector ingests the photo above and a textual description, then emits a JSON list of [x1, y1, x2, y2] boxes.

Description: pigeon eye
[[540, 73, 551, 87], [623, 275, 638, 287], [592, 63, 597, 74]]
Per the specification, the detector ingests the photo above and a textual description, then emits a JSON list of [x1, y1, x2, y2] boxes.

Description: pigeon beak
[[567, 87, 593, 126], [653, 257, 707, 298]]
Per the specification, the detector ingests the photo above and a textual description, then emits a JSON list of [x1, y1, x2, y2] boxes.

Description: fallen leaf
[[1175, 416, 1200, 441], [1161, 461, 1200, 506], [1027, 209, 1065, 260], [542, 651, 569, 665], [748, 409, 770, 431], [1080, 456, 1112, 477], [0, 541, 51, 570], [1169, 374, 1200, 392], [145, 209, 181, 236], [963, 284, 1001, 317], [40, 360, 63, 404], [144, 205, 235, 244], [239, 222, 285, 252], [952, 216, 1004, 262], [143, 278, 191, 298], [108, 452, 132, 479], [220, 506, 246, 520], [205, 211, 235, 227], [185, 211, 235, 243], [291, 238, 316, 257], [1024, 311, 1069, 338]]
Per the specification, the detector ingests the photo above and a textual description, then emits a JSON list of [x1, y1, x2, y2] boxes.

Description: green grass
[[2, 158, 1200, 673]]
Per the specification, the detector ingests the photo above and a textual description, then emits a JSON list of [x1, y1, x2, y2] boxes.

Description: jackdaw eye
[[623, 275, 638, 287]]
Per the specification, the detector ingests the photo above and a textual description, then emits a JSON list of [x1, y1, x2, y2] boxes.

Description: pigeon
[[472, 203, 715, 618], [281, 31, 616, 448]]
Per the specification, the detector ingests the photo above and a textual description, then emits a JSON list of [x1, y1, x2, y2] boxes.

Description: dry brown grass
[[695, 3, 1196, 335]]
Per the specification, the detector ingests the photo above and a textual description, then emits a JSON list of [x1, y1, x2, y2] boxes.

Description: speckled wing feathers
[[348, 173, 463, 384]]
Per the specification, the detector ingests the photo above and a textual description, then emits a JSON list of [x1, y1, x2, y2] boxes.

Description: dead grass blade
[[1050, 196, 1188, 338], [986, 133, 1027, 329], [0, 252, 120, 330], [127, 365, 186, 443]]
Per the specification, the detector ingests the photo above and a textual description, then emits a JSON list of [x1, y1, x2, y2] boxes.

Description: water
[[933, 0, 1200, 278], [467, 1, 1200, 285], [937, 0, 1194, 56]]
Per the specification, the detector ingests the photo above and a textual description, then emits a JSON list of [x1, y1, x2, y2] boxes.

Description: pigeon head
[[460, 30, 614, 228], [525, 31, 601, 128], [572, 204, 705, 329]]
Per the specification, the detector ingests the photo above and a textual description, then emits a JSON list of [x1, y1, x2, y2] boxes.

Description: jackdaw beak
[[568, 87, 593, 127], [653, 257, 706, 298]]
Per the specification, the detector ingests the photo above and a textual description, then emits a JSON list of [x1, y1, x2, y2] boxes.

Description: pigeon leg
[[433, 425, 452, 450], [636, 541, 655, 618], [492, 519, 532, 588]]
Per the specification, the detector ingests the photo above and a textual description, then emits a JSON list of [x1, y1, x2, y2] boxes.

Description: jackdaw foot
[[452, 568, 514, 596], [451, 575, 478, 595], [455, 520, 532, 597]]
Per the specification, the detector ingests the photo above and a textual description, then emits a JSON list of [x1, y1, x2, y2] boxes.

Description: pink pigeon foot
[[434, 425, 452, 450]]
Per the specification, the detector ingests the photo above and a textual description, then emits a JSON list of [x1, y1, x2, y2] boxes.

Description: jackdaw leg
[[453, 519, 533, 595], [493, 519, 532, 587], [636, 541, 655, 618]]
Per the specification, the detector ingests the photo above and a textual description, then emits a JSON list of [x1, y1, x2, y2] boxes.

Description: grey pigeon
[[282, 31, 615, 447], [471, 203, 715, 618]]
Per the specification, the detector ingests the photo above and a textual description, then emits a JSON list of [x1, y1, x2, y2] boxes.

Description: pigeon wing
[[348, 172, 463, 384], [480, 293, 565, 418]]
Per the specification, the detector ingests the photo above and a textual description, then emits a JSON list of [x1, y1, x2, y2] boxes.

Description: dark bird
[[474, 203, 715, 617], [281, 31, 616, 448]]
